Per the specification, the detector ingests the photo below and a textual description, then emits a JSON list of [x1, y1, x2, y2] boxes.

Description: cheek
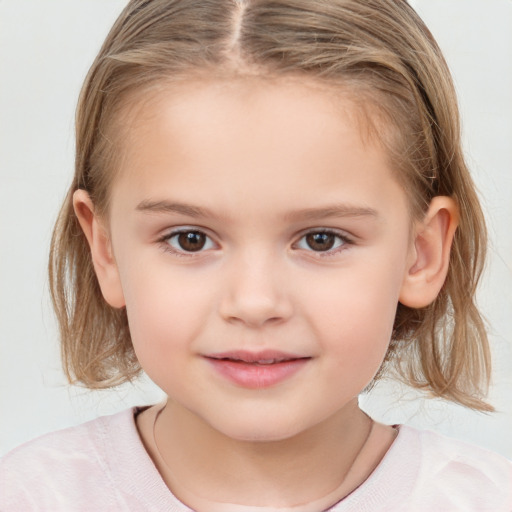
[[300, 259, 404, 371], [119, 267, 213, 366]]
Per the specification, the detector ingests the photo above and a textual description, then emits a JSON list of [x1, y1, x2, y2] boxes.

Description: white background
[[1, 1, 511, 458]]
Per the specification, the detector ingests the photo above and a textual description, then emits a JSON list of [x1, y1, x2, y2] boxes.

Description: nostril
[[218, 266, 293, 326], [220, 294, 293, 326]]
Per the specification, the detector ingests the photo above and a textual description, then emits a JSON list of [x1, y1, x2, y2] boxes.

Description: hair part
[[49, 0, 491, 409]]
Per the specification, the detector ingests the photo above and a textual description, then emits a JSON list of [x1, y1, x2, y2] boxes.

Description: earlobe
[[399, 196, 459, 309], [73, 189, 126, 308]]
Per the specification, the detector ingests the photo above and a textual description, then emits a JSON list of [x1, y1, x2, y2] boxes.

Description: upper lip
[[204, 350, 309, 364]]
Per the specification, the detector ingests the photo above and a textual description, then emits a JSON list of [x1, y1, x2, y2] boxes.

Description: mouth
[[204, 350, 311, 388], [206, 349, 309, 364]]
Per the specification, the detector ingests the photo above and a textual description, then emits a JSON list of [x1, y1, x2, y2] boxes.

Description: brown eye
[[166, 230, 214, 253], [305, 232, 336, 251], [295, 231, 348, 253], [177, 231, 206, 251]]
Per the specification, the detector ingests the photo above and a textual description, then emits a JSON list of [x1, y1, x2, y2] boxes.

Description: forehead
[[125, 74, 385, 130], [119, 77, 387, 167], [123, 76, 358, 142], [108, 77, 408, 221]]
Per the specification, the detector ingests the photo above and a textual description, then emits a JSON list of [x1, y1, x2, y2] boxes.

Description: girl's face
[[104, 79, 416, 441]]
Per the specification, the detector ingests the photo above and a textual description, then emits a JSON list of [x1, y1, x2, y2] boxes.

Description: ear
[[399, 196, 459, 309], [73, 189, 126, 308]]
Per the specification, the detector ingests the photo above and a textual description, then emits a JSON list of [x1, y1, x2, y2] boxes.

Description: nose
[[218, 250, 293, 328]]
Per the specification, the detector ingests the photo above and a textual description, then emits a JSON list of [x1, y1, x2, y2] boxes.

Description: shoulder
[[405, 426, 512, 480], [0, 408, 145, 511], [335, 425, 512, 512], [0, 406, 136, 469], [398, 426, 512, 510]]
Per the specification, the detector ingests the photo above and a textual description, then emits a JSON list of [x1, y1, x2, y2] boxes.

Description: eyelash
[[158, 228, 216, 257], [158, 228, 354, 257], [293, 229, 353, 257]]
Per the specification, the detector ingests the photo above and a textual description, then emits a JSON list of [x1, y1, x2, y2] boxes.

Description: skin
[[75, 78, 458, 510]]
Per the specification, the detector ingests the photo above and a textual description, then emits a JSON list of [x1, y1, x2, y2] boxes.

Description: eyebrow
[[136, 200, 216, 218], [283, 204, 379, 222], [136, 199, 378, 221]]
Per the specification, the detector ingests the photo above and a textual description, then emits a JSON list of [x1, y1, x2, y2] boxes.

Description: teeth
[[217, 356, 293, 364]]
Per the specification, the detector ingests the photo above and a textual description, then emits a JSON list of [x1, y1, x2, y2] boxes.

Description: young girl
[[1, 0, 511, 510]]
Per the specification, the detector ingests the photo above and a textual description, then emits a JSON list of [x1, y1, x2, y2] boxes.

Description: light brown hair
[[49, 0, 491, 410]]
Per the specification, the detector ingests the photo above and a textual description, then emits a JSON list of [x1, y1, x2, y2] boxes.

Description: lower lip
[[205, 358, 309, 389]]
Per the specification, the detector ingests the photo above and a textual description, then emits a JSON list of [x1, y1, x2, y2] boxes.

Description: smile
[[204, 350, 311, 389]]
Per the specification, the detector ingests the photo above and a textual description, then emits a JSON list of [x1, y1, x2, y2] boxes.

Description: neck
[[137, 399, 392, 511]]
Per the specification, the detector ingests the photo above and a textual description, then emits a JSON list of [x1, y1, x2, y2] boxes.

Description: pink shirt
[[1, 407, 511, 511]]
